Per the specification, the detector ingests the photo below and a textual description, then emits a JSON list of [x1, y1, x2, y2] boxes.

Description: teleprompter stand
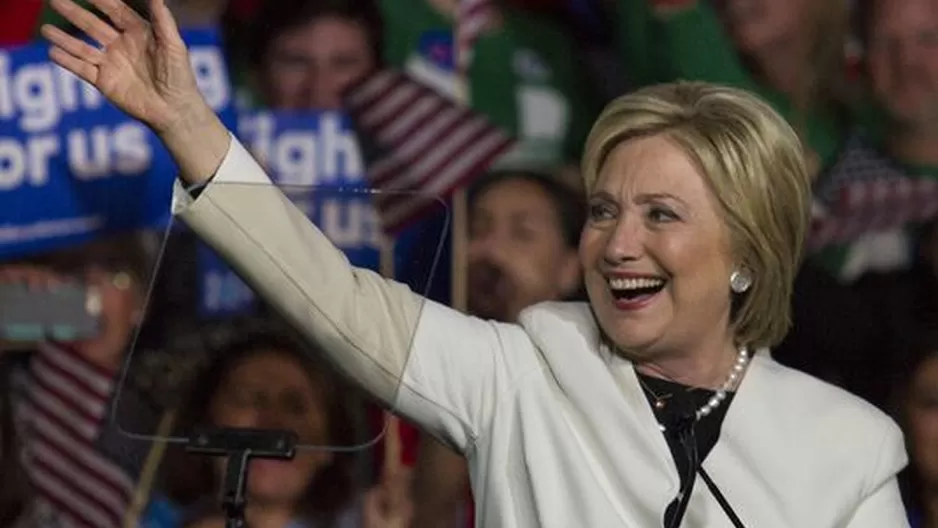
[[186, 427, 298, 528]]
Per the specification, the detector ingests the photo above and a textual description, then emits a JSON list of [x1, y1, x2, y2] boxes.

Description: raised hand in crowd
[[362, 415, 414, 528], [42, 0, 230, 183]]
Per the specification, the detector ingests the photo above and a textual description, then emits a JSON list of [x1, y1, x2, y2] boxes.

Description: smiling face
[[209, 350, 333, 506], [264, 16, 376, 111], [467, 177, 581, 322], [718, 0, 811, 55], [867, 0, 938, 131], [579, 134, 737, 362]]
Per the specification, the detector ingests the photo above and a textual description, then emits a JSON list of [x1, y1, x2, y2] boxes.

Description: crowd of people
[[1, 0, 938, 526]]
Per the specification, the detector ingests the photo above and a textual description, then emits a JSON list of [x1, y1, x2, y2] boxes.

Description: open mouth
[[468, 262, 514, 320], [608, 277, 666, 304]]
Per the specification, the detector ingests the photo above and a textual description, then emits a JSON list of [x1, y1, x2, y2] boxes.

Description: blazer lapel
[[696, 352, 789, 527], [519, 302, 679, 525]]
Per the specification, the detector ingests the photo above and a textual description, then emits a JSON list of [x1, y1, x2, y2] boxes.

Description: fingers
[[48, 46, 98, 85], [49, 0, 121, 46], [87, 0, 146, 32], [150, 0, 183, 45], [382, 412, 403, 477], [41, 25, 106, 66]]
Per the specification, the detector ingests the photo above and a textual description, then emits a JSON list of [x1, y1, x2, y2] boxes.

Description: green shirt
[[616, 0, 847, 170], [380, 0, 599, 169]]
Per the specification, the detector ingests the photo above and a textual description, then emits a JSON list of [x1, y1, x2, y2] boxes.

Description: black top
[[636, 372, 736, 527]]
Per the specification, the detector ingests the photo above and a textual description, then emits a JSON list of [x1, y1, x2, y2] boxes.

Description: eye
[[648, 206, 679, 223], [510, 224, 538, 242], [588, 202, 616, 222], [224, 387, 256, 408]]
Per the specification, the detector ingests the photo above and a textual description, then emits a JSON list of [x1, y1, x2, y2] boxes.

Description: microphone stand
[[186, 427, 298, 528]]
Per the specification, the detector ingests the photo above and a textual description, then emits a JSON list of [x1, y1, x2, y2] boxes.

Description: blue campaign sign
[[0, 28, 236, 260], [195, 111, 385, 318]]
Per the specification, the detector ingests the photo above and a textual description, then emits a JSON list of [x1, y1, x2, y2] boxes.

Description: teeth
[[608, 277, 664, 291]]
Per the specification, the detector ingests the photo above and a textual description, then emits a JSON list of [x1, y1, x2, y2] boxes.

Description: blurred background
[[1, 0, 938, 526]]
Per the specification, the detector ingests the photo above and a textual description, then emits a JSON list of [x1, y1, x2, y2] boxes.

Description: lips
[[467, 261, 514, 320], [605, 274, 667, 311]]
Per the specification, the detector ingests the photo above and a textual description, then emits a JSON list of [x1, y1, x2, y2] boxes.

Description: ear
[[557, 249, 582, 299]]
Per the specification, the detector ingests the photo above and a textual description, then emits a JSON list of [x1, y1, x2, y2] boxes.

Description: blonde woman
[[42, 0, 908, 524]]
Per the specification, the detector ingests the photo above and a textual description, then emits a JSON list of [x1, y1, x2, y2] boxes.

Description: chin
[[731, 26, 780, 55], [247, 460, 307, 500], [594, 311, 662, 355]]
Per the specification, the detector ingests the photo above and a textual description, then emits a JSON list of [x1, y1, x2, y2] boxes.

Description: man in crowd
[[409, 169, 585, 528]]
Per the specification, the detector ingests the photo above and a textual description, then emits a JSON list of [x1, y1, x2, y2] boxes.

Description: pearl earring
[[730, 270, 752, 293]]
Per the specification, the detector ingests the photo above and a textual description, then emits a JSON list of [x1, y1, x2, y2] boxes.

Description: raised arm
[[41, 0, 536, 448]]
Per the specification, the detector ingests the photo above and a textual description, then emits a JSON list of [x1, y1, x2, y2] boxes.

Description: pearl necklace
[[635, 345, 750, 427], [695, 345, 750, 419]]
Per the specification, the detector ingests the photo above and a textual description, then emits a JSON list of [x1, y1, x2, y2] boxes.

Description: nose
[[306, 69, 343, 110], [468, 229, 507, 262], [892, 39, 921, 73], [602, 215, 643, 265], [254, 405, 292, 430]]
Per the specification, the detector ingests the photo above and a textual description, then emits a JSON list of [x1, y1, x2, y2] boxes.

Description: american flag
[[456, 0, 495, 74], [807, 133, 938, 252], [344, 68, 514, 234], [14, 342, 135, 527]]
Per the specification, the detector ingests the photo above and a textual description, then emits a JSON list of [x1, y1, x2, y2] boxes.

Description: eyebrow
[[589, 190, 689, 208]]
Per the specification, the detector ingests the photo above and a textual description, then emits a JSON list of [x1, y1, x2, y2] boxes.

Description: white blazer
[[172, 135, 909, 527]]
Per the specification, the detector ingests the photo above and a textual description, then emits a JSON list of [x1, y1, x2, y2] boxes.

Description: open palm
[[41, 0, 203, 134]]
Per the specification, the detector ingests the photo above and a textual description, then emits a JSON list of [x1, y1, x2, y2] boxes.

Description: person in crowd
[[380, 0, 600, 169], [464, 170, 584, 322], [43, 2, 910, 525], [819, 0, 938, 280], [0, 234, 159, 528], [410, 169, 585, 528], [618, 0, 855, 176], [142, 330, 412, 527], [614, 0, 917, 280], [894, 333, 938, 528], [771, 0, 938, 403], [238, 0, 383, 111], [863, 0, 938, 178]]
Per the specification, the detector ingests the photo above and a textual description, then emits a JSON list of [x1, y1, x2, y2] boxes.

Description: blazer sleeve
[[843, 420, 910, 528], [170, 134, 536, 451]]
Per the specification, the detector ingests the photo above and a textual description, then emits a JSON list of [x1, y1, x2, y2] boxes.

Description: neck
[[631, 336, 743, 390], [888, 127, 938, 167]]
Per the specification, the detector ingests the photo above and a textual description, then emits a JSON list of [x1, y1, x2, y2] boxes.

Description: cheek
[[211, 405, 259, 429], [577, 229, 604, 266], [867, 54, 892, 92], [266, 67, 308, 105], [911, 412, 938, 447], [331, 62, 371, 89]]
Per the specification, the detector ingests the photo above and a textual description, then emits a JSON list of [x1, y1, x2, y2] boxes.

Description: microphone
[[661, 395, 697, 437]]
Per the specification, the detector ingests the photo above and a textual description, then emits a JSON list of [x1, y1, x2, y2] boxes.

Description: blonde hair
[[581, 82, 811, 348]]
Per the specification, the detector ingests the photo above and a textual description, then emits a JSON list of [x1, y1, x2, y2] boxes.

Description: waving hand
[[41, 0, 231, 182]]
